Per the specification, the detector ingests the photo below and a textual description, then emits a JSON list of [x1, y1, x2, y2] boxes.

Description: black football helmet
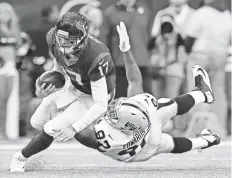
[[55, 12, 89, 55]]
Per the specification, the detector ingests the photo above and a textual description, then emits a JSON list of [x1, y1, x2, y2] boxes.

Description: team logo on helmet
[[125, 122, 138, 131]]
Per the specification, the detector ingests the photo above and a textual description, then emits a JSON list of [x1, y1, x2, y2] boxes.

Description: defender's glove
[[117, 22, 131, 52]]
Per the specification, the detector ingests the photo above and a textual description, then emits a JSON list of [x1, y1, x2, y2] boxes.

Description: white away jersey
[[94, 93, 158, 162]]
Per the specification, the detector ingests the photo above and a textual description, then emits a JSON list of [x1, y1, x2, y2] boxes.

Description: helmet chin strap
[[55, 32, 88, 55]]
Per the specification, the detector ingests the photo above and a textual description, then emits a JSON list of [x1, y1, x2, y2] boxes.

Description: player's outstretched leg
[[9, 130, 53, 172], [172, 65, 214, 116], [156, 129, 221, 155], [171, 129, 220, 153]]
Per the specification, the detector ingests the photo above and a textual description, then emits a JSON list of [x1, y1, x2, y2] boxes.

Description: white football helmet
[[106, 97, 150, 135]]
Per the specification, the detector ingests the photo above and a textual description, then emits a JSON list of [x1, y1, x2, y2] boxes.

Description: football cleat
[[192, 65, 214, 103], [199, 129, 221, 150], [9, 151, 27, 172]]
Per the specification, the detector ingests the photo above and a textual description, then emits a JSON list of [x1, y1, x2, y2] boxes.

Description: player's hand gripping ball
[[35, 71, 65, 98], [39, 71, 65, 88]]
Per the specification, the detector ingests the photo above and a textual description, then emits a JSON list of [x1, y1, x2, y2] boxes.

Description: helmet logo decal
[[76, 21, 86, 35], [125, 122, 138, 131]]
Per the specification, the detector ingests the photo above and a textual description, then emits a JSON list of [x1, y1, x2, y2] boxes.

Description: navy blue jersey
[[46, 28, 116, 95]]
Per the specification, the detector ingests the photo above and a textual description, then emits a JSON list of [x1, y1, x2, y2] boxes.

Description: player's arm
[[117, 22, 144, 97], [71, 77, 108, 133], [71, 55, 110, 133]]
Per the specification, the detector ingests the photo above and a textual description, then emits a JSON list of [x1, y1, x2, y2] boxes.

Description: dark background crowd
[[0, 0, 231, 140]]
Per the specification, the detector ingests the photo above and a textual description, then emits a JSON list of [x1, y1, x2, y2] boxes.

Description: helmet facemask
[[55, 12, 90, 55], [107, 98, 123, 124], [55, 29, 88, 55], [106, 98, 132, 134]]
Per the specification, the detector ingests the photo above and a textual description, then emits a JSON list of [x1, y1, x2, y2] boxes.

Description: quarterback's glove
[[117, 22, 131, 52]]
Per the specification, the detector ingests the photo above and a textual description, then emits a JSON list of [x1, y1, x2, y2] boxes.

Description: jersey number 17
[[98, 61, 109, 76]]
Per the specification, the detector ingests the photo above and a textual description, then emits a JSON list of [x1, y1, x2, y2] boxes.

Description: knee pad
[[157, 98, 175, 110]]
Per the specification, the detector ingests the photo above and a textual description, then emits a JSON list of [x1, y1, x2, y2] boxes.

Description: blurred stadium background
[[8, 0, 201, 30]]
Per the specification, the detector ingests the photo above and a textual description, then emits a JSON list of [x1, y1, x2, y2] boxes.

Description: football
[[39, 70, 66, 89]]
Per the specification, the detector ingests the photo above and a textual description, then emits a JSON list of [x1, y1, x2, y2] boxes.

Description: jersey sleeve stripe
[[157, 99, 175, 110]]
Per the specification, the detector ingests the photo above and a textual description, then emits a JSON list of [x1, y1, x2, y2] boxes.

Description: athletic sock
[[190, 137, 208, 150], [171, 137, 208, 153], [21, 130, 53, 158], [187, 90, 206, 104], [171, 137, 193, 153], [173, 90, 205, 115]]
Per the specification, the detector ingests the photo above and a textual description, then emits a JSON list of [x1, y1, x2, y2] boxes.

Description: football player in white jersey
[[73, 22, 221, 162]]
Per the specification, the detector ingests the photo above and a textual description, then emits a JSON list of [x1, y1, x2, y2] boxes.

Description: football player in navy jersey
[[9, 12, 116, 172], [45, 12, 115, 96]]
